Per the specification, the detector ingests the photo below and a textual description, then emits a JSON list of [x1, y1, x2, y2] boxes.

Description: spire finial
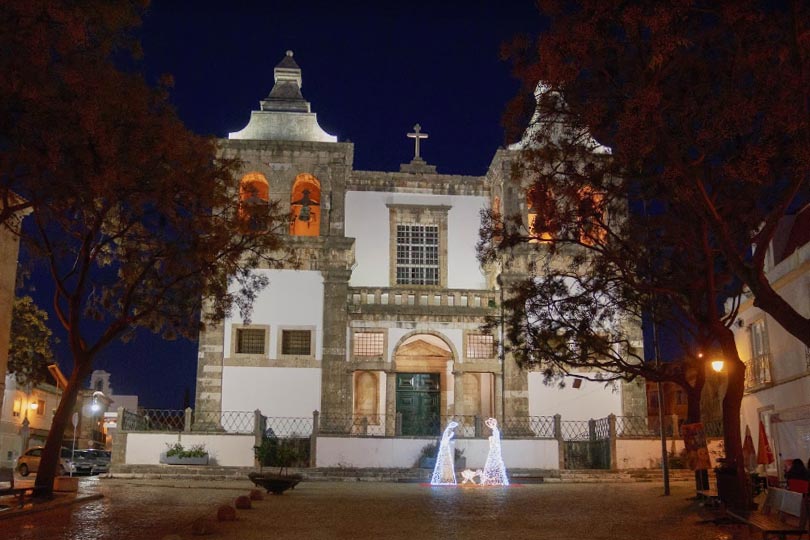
[[286, 50, 294, 57]]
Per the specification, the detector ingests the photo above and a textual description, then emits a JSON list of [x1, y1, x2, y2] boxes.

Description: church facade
[[194, 51, 646, 441]]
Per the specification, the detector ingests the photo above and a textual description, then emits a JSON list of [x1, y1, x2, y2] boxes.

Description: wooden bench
[[0, 467, 33, 508], [728, 487, 808, 539]]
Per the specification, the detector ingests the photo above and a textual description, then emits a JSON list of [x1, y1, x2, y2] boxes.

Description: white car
[[16, 447, 92, 476]]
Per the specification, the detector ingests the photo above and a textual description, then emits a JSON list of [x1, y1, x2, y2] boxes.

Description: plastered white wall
[[124, 433, 255, 466], [615, 438, 724, 470], [345, 191, 487, 290], [222, 367, 321, 417], [316, 436, 559, 469], [528, 372, 622, 420], [224, 269, 324, 360]]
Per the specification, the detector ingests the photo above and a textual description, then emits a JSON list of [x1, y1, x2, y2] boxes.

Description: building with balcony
[[195, 51, 644, 449], [733, 204, 810, 477]]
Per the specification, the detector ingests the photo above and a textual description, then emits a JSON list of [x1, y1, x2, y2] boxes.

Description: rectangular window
[[36, 399, 45, 416], [467, 334, 495, 359], [236, 328, 266, 355], [354, 332, 384, 357], [745, 319, 772, 389], [395, 224, 439, 285], [12, 399, 21, 418], [282, 330, 311, 355]]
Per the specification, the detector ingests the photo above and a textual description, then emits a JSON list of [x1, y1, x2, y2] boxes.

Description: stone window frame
[[351, 329, 388, 361], [386, 204, 450, 288], [231, 324, 270, 359], [463, 330, 496, 360], [277, 325, 317, 361]]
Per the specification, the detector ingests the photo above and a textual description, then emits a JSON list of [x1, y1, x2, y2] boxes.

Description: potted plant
[[248, 436, 303, 495], [417, 441, 465, 469], [159, 442, 209, 465]]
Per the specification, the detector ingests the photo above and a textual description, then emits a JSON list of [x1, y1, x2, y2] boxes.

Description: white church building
[[193, 51, 646, 465]]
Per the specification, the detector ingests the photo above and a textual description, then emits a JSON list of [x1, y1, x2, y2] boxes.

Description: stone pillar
[[194, 312, 225, 416], [184, 407, 193, 432], [310, 410, 319, 468], [554, 414, 564, 470], [499, 273, 530, 423], [320, 266, 352, 431], [493, 373, 504, 423], [452, 371, 464, 417], [608, 414, 618, 471], [385, 371, 397, 436]]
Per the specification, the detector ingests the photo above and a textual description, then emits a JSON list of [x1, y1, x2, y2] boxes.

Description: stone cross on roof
[[407, 124, 428, 159]]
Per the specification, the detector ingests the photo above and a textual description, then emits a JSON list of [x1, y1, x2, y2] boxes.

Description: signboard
[[681, 422, 711, 471]]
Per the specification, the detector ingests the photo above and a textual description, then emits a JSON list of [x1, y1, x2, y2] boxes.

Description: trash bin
[[715, 464, 753, 510]]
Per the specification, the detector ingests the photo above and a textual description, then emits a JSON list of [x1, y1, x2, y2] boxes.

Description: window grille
[[467, 334, 495, 359], [282, 330, 311, 355], [354, 332, 384, 357], [395, 224, 439, 285], [236, 328, 266, 355]]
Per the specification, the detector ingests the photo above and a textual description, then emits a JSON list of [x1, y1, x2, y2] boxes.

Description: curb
[[0, 493, 104, 521]]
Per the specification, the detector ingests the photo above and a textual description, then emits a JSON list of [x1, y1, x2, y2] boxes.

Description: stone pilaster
[[320, 266, 352, 424], [194, 320, 225, 414]]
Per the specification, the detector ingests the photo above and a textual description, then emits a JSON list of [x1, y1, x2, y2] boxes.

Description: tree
[[480, 84, 751, 507], [3, 1, 288, 496], [503, 0, 810, 348], [8, 296, 55, 389]]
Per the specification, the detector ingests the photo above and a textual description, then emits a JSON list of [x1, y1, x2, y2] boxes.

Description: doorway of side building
[[393, 333, 453, 437]]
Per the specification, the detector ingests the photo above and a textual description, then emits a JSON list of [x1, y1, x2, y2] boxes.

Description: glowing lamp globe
[[711, 360, 724, 373]]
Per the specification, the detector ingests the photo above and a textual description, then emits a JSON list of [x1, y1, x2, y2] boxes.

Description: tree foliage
[[504, 0, 810, 348], [1, 1, 289, 496], [8, 296, 55, 389]]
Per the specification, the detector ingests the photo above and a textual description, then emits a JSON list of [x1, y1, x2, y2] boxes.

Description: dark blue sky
[[27, 1, 543, 409]]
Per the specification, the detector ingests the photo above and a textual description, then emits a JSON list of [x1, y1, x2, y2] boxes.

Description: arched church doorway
[[393, 333, 453, 436]]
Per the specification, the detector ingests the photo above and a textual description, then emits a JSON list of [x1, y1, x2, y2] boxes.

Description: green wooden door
[[396, 373, 440, 436]]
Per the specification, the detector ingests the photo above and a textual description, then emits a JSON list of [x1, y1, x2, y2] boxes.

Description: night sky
[[25, 1, 543, 409]]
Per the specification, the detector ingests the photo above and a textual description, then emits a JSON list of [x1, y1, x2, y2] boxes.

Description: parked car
[[16, 446, 94, 476], [81, 449, 111, 475]]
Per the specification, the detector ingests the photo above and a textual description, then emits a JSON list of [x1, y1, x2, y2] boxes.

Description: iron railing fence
[[119, 409, 722, 441], [139, 409, 185, 431], [560, 420, 591, 441], [615, 416, 660, 438], [261, 416, 314, 438], [501, 416, 556, 439], [193, 410, 255, 434]]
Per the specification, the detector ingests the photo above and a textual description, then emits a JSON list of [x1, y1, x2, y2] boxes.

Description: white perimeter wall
[[528, 372, 622, 420], [316, 436, 559, 469], [616, 439, 724, 470], [222, 367, 321, 418], [345, 191, 487, 290], [125, 433, 255, 467], [224, 269, 324, 360]]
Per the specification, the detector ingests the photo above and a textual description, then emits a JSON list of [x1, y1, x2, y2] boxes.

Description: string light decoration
[[480, 418, 509, 486], [430, 420, 459, 485]]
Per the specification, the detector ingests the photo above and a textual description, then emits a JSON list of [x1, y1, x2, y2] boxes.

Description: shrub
[[165, 442, 207, 458]]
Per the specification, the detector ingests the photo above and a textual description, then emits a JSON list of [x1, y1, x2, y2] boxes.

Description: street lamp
[[711, 359, 724, 373]]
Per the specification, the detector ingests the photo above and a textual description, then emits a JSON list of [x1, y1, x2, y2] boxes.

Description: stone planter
[[159, 452, 209, 466], [53, 476, 79, 492]]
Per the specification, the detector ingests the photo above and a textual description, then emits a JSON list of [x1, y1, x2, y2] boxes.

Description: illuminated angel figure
[[430, 420, 459, 485], [480, 417, 509, 486]]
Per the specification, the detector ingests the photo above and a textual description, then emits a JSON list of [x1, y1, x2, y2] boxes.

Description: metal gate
[[562, 418, 611, 469]]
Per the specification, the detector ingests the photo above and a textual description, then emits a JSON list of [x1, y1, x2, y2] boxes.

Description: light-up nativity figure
[[480, 417, 509, 486], [430, 420, 459, 485]]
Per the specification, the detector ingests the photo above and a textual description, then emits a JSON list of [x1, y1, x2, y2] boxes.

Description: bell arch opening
[[290, 173, 321, 236]]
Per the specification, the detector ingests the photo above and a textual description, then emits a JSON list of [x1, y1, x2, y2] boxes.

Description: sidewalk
[[1, 474, 737, 540]]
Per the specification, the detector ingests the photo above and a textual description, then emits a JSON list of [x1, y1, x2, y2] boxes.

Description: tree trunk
[[33, 356, 93, 497], [717, 328, 752, 512], [749, 271, 810, 349]]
